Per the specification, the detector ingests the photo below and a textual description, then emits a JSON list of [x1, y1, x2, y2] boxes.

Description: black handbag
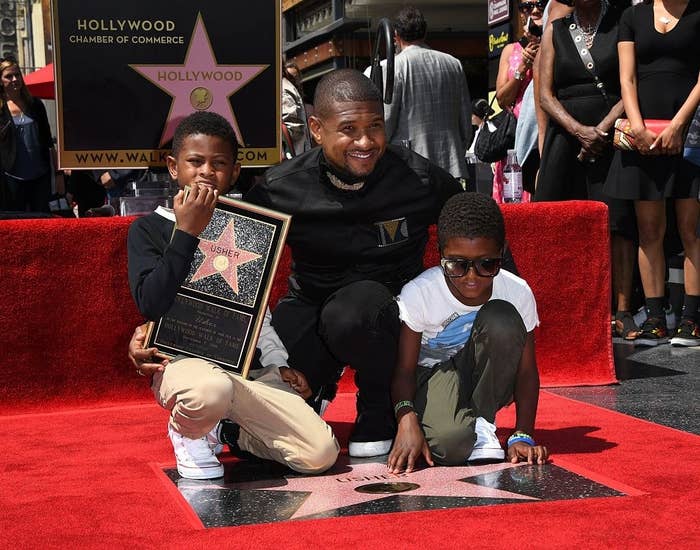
[[474, 96, 517, 163]]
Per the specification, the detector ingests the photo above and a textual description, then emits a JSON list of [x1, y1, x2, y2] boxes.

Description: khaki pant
[[152, 359, 339, 474]]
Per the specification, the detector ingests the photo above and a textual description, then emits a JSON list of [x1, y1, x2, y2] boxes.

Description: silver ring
[[137, 368, 145, 377]]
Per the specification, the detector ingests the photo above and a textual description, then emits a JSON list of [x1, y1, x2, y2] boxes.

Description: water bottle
[[503, 149, 523, 203]]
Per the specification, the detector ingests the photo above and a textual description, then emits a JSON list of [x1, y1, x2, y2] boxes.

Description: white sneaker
[[348, 439, 393, 458], [168, 425, 224, 479], [206, 423, 224, 455], [468, 417, 505, 462]]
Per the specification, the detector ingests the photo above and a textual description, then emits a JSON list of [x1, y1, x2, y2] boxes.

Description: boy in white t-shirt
[[388, 192, 548, 473]]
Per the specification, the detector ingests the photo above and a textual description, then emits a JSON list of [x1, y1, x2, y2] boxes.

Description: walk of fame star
[[130, 14, 268, 146], [190, 219, 261, 295], [168, 455, 628, 527], [231, 460, 536, 520]]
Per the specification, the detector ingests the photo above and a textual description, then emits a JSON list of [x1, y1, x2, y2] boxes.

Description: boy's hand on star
[[387, 412, 433, 473], [507, 442, 549, 465]]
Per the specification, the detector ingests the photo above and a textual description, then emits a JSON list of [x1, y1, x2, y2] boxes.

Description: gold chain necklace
[[326, 171, 365, 191]]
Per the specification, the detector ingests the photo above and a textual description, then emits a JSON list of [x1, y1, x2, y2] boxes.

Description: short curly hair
[[172, 111, 239, 158], [437, 192, 505, 250], [394, 6, 427, 42]]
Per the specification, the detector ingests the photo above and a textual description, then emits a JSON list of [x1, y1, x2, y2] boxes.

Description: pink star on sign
[[130, 14, 268, 146], [190, 219, 261, 295]]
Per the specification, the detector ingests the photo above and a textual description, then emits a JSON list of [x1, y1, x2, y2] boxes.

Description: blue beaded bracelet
[[507, 432, 535, 447], [507, 436, 535, 447]]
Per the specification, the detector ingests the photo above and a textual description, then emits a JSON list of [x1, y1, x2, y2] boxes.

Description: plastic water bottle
[[503, 149, 523, 203]]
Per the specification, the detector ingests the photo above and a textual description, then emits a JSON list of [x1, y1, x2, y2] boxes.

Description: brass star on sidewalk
[[190, 219, 261, 295]]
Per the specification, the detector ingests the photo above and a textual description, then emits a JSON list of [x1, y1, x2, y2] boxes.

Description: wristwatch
[[514, 70, 524, 81]]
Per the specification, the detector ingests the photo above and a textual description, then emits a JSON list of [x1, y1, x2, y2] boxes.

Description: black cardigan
[[0, 95, 53, 173]]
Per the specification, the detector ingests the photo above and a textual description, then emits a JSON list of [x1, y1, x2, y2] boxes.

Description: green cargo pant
[[413, 299, 527, 465]]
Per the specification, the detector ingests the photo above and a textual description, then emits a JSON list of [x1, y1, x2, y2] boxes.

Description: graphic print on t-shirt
[[420, 311, 477, 365]]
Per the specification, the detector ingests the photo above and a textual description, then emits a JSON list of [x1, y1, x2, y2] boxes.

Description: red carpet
[[0, 202, 614, 414], [0, 204, 640, 546], [2, 391, 698, 548]]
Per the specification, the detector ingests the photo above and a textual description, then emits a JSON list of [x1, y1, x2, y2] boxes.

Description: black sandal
[[613, 311, 640, 342]]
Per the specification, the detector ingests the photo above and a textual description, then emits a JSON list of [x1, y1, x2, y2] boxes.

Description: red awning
[[23, 63, 55, 100]]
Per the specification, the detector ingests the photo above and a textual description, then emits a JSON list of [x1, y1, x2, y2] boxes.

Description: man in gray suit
[[384, 6, 472, 181]]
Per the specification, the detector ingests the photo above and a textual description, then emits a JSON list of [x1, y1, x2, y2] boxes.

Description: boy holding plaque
[[127, 111, 338, 480]]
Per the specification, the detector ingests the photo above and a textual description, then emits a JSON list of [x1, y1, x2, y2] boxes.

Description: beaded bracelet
[[394, 400, 414, 416], [507, 431, 535, 447]]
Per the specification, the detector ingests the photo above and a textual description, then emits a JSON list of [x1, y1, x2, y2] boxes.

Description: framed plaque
[[145, 196, 290, 377]]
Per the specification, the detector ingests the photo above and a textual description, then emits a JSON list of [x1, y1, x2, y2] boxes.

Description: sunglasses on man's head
[[519, 1, 546, 13], [440, 257, 503, 278]]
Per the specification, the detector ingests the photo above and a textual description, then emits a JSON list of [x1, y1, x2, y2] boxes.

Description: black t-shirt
[[618, 0, 700, 118], [245, 146, 462, 303]]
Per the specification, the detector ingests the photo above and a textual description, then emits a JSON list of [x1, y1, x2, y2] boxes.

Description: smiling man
[[245, 69, 463, 458]]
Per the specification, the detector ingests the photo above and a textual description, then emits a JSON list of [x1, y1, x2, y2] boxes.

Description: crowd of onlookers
[[1, 2, 698, 347], [486, 0, 700, 347]]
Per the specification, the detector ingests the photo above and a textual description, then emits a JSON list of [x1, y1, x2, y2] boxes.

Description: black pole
[[369, 17, 395, 105]]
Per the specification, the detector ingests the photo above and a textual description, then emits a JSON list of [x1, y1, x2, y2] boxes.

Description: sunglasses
[[440, 257, 503, 278], [519, 1, 546, 13]]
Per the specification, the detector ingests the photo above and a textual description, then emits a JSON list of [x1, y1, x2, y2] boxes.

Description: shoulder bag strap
[[566, 16, 611, 108]]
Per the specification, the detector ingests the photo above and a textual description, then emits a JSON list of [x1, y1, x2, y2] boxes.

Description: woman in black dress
[[605, 0, 700, 346], [537, 0, 639, 341]]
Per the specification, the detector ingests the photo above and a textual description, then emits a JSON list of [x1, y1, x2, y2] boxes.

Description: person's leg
[[414, 363, 476, 465], [612, 233, 640, 339], [4, 176, 26, 211], [271, 295, 344, 408], [319, 280, 400, 456], [607, 195, 640, 339], [415, 299, 526, 465], [671, 198, 700, 345], [152, 357, 234, 479], [27, 173, 51, 213], [635, 200, 670, 344], [467, 300, 526, 421], [154, 358, 234, 437], [228, 366, 339, 474]]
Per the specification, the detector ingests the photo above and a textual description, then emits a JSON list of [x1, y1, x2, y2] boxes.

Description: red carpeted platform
[[1, 202, 697, 548], [0, 201, 614, 414], [2, 391, 698, 548]]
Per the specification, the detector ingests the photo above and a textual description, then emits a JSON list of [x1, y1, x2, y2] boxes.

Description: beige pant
[[152, 358, 339, 474]]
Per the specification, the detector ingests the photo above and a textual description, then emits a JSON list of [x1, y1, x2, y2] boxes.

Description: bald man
[[245, 69, 463, 458]]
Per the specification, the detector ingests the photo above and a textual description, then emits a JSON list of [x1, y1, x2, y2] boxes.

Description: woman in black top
[[537, 0, 639, 340], [605, 0, 700, 346], [0, 57, 54, 213]]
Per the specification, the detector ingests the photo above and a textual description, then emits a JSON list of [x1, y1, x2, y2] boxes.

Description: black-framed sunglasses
[[440, 257, 503, 278], [519, 1, 546, 14]]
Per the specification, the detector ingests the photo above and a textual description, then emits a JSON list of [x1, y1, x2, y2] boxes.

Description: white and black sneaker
[[348, 411, 395, 458], [670, 319, 700, 347], [168, 425, 224, 480], [468, 417, 505, 462]]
